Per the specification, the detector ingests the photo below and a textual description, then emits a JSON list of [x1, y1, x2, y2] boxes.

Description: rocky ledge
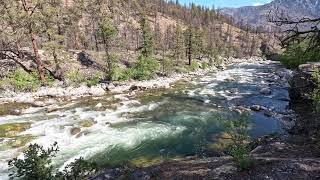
[[289, 62, 320, 102], [94, 136, 320, 180]]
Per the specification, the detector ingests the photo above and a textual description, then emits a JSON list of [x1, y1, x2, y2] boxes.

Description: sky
[[178, 0, 273, 8]]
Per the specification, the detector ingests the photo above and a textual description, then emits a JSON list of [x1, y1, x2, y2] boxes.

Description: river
[[0, 60, 293, 179]]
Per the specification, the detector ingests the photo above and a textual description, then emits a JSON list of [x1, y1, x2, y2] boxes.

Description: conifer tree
[[185, 26, 195, 65], [140, 15, 154, 58], [173, 25, 185, 64]]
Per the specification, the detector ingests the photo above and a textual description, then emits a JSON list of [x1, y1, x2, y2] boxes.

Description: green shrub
[[87, 73, 102, 87], [175, 66, 189, 74], [119, 68, 135, 81], [223, 113, 252, 170], [107, 66, 125, 81], [7, 69, 40, 92], [187, 61, 199, 72], [0, 78, 8, 90], [43, 73, 55, 87], [65, 70, 85, 86], [56, 157, 97, 180], [131, 55, 160, 80], [8, 142, 59, 179], [162, 57, 174, 76], [201, 62, 210, 69], [8, 143, 97, 180], [279, 40, 320, 69]]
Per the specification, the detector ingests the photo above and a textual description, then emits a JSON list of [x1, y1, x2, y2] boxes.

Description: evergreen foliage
[[8, 143, 97, 180]]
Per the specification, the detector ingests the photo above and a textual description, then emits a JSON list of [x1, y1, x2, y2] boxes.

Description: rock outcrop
[[289, 62, 320, 102]]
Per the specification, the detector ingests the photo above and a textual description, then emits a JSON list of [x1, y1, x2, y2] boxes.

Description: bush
[[43, 73, 55, 87], [131, 55, 160, 80], [187, 61, 199, 72], [8, 143, 97, 180], [201, 62, 210, 69], [8, 142, 59, 179], [107, 66, 124, 81], [56, 157, 97, 180], [7, 69, 40, 92], [279, 40, 320, 69], [175, 66, 189, 74], [87, 73, 102, 87], [161, 57, 174, 76], [119, 68, 135, 81], [65, 70, 85, 86], [223, 113, 252, 170]]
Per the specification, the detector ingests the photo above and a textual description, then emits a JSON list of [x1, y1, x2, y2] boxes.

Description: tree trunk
[[30, 33, 45, 81]]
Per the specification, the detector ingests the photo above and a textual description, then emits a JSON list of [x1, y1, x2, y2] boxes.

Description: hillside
[[222, 0, 320, 30], [0, 0, 279, 82]]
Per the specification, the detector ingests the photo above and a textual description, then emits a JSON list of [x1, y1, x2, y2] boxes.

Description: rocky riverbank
[[0, 57, 262, 105]]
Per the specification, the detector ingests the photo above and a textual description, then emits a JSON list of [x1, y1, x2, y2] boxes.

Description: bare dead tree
[[267, 8, 320, 52]]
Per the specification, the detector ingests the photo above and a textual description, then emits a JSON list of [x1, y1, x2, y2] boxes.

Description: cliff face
[[222, 0, 320, 29]]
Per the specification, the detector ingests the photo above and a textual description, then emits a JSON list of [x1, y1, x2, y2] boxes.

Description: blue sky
[[178, 0, 273, 8]]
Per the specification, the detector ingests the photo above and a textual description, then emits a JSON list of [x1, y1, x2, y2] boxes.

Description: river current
[[0, 61, 293, 178]]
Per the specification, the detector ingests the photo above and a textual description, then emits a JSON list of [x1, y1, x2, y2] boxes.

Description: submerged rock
[[3, 135, 35, 149], [10, 109, 23, 115], [46, 105, 61, 113], [78, 119, 96, 128], [70, 127, 81, 135], [225, 77, 236, 82], [263, 109, 273, 117], [0, 123, 31, 137], [251, 105, 261, 111], [260, 88, 272, 95]]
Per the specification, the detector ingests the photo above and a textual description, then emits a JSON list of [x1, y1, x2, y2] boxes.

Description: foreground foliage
[[223, 113, 252, 170], [279, 40, 320, 69], [8, 143, 97, 180], [0, 69, 55, 92]]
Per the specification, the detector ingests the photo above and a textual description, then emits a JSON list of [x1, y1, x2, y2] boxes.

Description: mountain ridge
[[222, 0, 320, 29]]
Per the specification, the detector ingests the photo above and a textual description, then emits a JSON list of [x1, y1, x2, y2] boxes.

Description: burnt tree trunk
[[30, 32, 45, 81]]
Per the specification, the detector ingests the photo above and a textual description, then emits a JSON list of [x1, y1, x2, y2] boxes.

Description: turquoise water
[[0, 62, 290, 178]]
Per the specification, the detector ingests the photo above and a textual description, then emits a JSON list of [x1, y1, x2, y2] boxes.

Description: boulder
[[290, 63, 320, 102], [0, 123, 31, 137], [225, 77, 236, 82], [95, 103, 103, 108], [10, 109, 22, 115], [263, 110, 273, 117], [70, 127, 81, 135], [46, 105, 60, 113], [78, 119, 96, 128], [260, 88, 272, 95], [251, 105, 261, 111], [107, 83, 116, 91], [89, 86, 105, 96]]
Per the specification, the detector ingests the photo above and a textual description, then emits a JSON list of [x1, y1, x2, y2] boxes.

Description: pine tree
[[99, 18, 117, 72], [140, 15, 154, 58], [173, 25, 185, 63], [185, 26, 195, 65]]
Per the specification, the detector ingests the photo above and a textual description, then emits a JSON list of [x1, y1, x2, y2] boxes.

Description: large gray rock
[[260, 88, 272, 95], [290, 62, 320, 102]]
